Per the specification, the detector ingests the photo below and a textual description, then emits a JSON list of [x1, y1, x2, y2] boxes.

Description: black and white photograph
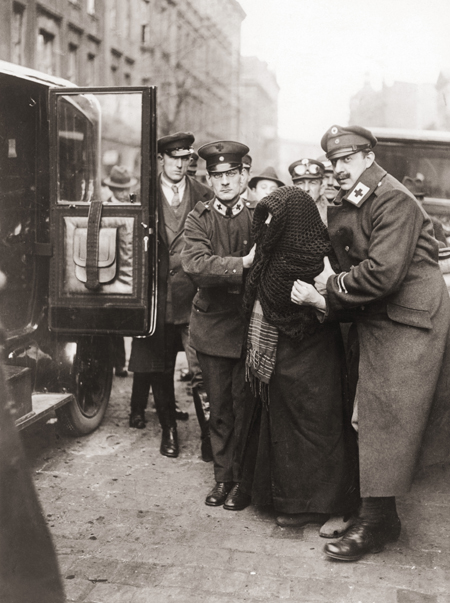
[[1, 0, 450, 601]]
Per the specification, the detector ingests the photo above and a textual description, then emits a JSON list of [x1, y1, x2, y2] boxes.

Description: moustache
[[336, 173, 350, 181]]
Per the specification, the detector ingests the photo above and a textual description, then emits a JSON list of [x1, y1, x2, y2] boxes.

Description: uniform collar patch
[[213, 198, 244, 217], [346, 182, 370, 206]]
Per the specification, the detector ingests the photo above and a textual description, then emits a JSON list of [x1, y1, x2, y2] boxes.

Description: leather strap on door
[[85, 200, 103, 290]]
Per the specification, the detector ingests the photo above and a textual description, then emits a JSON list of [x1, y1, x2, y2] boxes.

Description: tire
[[56, 336, 113, 436]]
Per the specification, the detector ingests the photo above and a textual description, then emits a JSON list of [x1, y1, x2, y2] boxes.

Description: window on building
[[11, 3, 25, 65], [67, 43, 79, 83], [124, 72, 131, 86], [37, 29, 56, 75], [141, 24, 149, 45], [87, 52, 97, 85], [87, 0, 95, 15]]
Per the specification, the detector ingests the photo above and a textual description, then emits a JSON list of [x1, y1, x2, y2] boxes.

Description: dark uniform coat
[[181, 197, 257, 358], [325, 161, 450, 497], [128, 174, 213, 373]]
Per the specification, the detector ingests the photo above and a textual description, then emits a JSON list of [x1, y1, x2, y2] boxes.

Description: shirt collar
[[161, 173, 186, 195], [213, 197, 245, 217], [335, 162, 387, 208]]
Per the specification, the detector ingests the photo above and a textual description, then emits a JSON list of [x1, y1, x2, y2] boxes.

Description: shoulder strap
[[85, 200, 103, 290]]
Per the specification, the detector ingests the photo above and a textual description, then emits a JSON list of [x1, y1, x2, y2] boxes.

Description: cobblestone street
[[20, 352, 450, 603]]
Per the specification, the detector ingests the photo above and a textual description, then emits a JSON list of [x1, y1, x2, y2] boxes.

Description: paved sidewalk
[[21, 355, 450, 603]]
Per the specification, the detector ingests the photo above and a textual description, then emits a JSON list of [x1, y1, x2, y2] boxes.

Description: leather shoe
[[179, 368, 192, 382], [223, 483, 251, 511], [129, 412, 146, 429], [160, 427, 179, 458], [115, 367, 128, 378], [324, 516, 401, 561], [205, 482, 233, 506]]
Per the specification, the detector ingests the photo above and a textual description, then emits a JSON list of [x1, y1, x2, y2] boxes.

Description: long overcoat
[[325, 161, 450, 497], [181, 197, 257, 359], [128, 175, 213, 373]]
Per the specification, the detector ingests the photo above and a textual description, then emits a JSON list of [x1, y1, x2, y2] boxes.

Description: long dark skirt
[[243, 322, 359, 515]]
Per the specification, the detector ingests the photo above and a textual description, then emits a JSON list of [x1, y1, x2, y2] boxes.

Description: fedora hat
[[249, 166, 285, 189], [103, 165, 138, 189]]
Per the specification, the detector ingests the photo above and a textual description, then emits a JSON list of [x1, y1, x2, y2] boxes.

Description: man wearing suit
[[291, 125, 450, 561], [182, 141, 257, 511], [128, 132, 214, 459]]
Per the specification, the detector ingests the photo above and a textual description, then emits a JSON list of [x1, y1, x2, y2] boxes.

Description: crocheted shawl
[[244, 186, 336, 341]]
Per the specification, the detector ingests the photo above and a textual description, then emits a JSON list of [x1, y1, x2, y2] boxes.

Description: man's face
[[109, 186, 130, 202], [159, 152, 190, 184], [323, 172, 339, 201], [295, 178, 323, 202], [253, 179, 278, 202], [207, 168, 244, 202], [332, 151, 374, 191], [240, 167, 251, 193]]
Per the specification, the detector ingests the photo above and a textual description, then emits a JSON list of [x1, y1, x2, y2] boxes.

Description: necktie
[[171, 185, 181, 208]]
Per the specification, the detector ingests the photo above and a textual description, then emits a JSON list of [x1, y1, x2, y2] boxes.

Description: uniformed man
[[319, 156, 339, 202], [240, 153, 257, 201], [187, 151, 199, 178], [128, 132, 214, 460], [181, 141, 256, 510], [291, 125, 450, 562], [288, 158, 330, 224]]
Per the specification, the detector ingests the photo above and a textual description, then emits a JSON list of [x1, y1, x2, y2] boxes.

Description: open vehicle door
[[48, 86, 158, 335]]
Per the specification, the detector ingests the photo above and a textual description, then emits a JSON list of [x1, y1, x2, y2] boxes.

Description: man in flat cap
[[291, 124, 450, 561], [181, 141, 257, 511], [128, 132, 214, 461], [289, 158, 330, 224]]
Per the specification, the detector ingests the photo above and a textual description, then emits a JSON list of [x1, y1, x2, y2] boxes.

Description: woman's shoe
[[276, 512, 328, 528]]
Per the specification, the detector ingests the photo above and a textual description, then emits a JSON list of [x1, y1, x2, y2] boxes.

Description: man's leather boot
[[192, 386, 213, 462], [151, 373, 179, 458], [324, 497, 401, 561]]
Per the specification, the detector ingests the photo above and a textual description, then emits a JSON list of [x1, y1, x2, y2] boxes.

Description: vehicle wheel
[[56, 337, 113, 436]]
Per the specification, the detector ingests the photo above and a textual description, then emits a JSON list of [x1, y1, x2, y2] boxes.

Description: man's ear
[[319, 180, 326, 196], [158, 153, 164, 165], [206, 173, 212, 187], [365, 151, 375, 169]]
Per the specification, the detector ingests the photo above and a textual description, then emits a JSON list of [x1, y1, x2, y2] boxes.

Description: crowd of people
[[108, 125, 450, 563]]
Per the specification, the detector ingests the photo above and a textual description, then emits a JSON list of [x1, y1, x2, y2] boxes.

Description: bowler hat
[[321, 125, 377, 160], [158, 131, 195, 157], [249, 166, 285, 189], [103, 165, 138, 189], [198, 140, 249, 173], [402, 176, 427, 199]]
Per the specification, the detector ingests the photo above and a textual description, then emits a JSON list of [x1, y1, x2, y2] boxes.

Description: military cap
[[249, 166, 285, 189], [158, 131, 195, 157], [321, 125, 377, 160], [242, 154, 252, 169], [198, 140, 249, 173], [288, 158, 325, 182]]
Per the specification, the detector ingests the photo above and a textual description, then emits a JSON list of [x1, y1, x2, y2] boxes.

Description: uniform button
[[243, 240, 248, 244], [344, 245, 349, 252], [169, 269, 176, 276], [246, 202, 250, 206], [232, 269, 236, 273]]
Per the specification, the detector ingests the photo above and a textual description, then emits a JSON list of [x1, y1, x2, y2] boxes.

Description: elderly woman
[[242, 186, 359, 533]]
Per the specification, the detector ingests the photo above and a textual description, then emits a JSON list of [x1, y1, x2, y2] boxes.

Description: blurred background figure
[[289, 158, 330, 225], [319, 156, 340, 202], [187, 152, 199, 178], [249, 166, 284, 202], [240, 153, 257, 201], [103, 164, 138, 203], [402, 175, 448, 245]]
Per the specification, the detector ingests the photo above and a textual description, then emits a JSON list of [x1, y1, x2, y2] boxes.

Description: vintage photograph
[[1, 0, 450, 601]]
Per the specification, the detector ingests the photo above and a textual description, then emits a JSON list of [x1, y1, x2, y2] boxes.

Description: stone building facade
[[1, 0, 246, 144]]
